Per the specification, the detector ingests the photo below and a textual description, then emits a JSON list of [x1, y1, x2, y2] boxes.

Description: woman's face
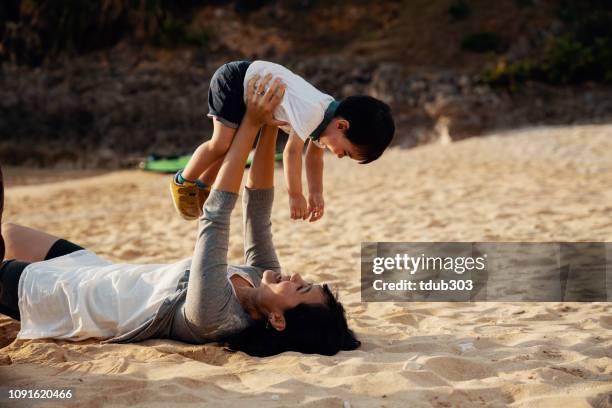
[[259, 270, 326, 311]]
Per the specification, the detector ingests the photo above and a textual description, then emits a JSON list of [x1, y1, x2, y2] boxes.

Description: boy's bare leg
[[2, 223, 62, 262], [198, 156, 224, 186], [181, 118, 237, 181], [247, 125, 278, 189]]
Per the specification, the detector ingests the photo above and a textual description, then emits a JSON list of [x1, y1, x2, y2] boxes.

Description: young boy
[[170, 60, 395, 222]]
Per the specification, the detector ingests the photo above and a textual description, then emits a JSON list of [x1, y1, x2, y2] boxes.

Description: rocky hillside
[[1, 0, 611, 168]]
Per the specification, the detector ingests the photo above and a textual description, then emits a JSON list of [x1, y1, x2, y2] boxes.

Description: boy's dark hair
[[334, 95, 395, 164], [224, 284, 361, 357]]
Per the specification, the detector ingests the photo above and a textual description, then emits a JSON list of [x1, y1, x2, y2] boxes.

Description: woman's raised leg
[[2, 223, 63, 262]]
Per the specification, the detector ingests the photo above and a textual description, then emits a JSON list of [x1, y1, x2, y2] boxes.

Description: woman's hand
[[245, 74, 287, 127]]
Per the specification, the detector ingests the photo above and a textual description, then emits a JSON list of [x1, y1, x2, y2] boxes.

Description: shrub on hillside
[[482, 3, 612, 86], [482, 2, 612, 86]]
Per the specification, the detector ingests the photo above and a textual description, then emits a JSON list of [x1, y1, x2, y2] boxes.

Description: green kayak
[[141, 153, 283, 173]]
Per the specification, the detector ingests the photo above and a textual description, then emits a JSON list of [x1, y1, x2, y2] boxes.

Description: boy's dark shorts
[[207, 61, 252, 129]]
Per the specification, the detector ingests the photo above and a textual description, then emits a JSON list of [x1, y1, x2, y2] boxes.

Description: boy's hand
[[307, 192, 324, 222], [289, 192, 309, 220]]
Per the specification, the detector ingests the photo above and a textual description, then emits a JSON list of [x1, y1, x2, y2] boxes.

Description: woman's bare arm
[[246, 125, 278, 190], [243, 125, 281, 271]]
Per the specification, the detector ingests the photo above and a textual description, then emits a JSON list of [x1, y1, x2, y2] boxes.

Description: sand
[[1, 124, 611, 407]]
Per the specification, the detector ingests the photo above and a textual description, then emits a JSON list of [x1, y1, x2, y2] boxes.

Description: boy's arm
[[305, 141, 324, 222], [283, 130, 309, 220]]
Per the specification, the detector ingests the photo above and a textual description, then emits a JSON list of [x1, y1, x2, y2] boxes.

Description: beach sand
[[1, 125, 611, 407]]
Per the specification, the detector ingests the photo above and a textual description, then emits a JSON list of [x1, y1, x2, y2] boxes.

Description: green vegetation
[[482, 0, 612, 86], [461, 32, 507, 54]]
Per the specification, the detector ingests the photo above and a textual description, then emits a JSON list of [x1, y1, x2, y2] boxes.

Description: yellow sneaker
[[170, 171, 210, 220]]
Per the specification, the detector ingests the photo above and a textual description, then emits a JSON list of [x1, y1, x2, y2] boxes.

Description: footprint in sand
[[598, 315, 612, 329], [117, 248, 143, 260], [388, 313, 422, 327], [423, 356, 496, 381]]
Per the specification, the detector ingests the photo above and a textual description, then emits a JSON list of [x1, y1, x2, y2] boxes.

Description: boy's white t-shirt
[[243, 60, 333, 147]]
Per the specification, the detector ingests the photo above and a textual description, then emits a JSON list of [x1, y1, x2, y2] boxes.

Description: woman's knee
[[2, 222, 20, 259], [2, 223, 60, 262], [2, 222, 18, 239]]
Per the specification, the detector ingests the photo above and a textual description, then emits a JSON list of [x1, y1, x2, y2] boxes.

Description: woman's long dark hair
[[224, 284, 361, 357]]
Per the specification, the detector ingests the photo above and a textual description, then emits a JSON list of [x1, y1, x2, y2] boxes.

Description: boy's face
[[320, 118, 362, 161]]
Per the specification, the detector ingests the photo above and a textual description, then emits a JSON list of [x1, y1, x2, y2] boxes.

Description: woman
[[0, 75, 360, 357]]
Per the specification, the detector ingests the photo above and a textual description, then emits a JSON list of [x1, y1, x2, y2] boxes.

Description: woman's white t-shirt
[[243, 60, 333, 147], [17, 250, 189, 341], [17, 251, 260, 341]]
